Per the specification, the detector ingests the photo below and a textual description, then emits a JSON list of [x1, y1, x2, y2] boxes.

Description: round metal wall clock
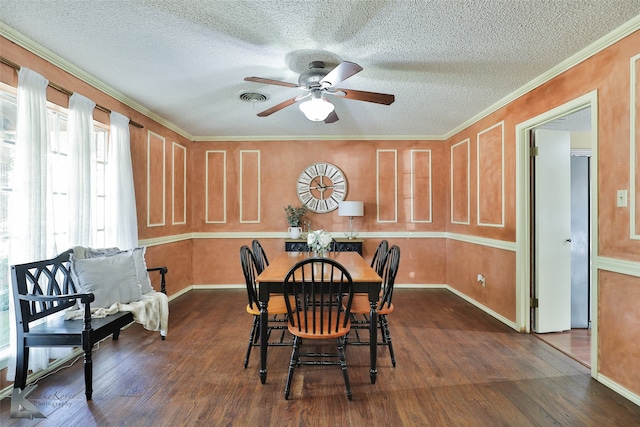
[[297, 162, 347, 213]]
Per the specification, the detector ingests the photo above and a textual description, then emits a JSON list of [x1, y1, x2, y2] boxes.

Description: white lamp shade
[[339, 201, 364, 217], [299, 98, 335, 121]]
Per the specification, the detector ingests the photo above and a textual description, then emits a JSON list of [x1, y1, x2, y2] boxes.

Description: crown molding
[[192, 134, 447, 142], [0, 22, 194, 141], [442, 15, 640, 140], [3, 14, 638, 143]]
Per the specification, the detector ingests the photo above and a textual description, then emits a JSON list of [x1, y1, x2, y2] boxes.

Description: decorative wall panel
[[598, 271, 640, 393], [411, 149, 432, 223], [147, 131, 165, 227], [240, 150, 260, 223], [477, 122, 505, 227], [632, 54, 640, 239], [376, 149, 398, 223], [172, 142, 186, 225], [205, 150, 226, 223], [451, 139, 470, 224]]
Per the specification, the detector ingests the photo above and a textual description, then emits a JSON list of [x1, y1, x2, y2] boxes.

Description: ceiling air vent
[[239, 92, 268, 103]]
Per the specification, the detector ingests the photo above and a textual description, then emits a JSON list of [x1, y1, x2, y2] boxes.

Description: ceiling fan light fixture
[[299, 97, 335, 121]]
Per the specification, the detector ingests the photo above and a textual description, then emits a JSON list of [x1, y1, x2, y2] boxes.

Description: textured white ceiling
[[1, 1, 639, 140]]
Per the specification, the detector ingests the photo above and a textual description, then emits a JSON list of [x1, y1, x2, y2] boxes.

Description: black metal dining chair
[[239, 245, 290, 368], [252, 239, 269, 274], [283, 257, 355, 401], [349, 245, 400, 367]]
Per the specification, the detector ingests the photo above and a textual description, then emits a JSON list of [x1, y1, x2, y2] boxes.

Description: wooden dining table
[[256, 251, 383, 384]]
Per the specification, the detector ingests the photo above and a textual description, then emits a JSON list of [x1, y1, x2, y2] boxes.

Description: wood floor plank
[[2, 289, 639, 426]]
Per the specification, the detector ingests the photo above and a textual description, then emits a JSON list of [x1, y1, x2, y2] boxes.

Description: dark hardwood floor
[[2, 289, 639, 426]]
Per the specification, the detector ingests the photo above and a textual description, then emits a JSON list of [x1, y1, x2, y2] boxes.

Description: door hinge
[[531, 297, 539, 308], [530, 146, 539, 156]]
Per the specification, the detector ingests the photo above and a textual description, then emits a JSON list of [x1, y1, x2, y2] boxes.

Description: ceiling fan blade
[[333, 88, 395, 105], [320, 61, 363, 87], [324, 110, 339, 124], [244, 76, 301, 88], [256, 94, 308, 117]]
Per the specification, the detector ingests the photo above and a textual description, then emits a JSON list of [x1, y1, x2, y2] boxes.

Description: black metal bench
[[11, 249, 167, 401]]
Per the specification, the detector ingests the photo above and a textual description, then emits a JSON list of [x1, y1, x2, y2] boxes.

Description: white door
[[533, 129, 572, 333]]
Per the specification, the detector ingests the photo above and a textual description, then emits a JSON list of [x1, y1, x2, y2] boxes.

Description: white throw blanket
[[64, 291, 169, 337]]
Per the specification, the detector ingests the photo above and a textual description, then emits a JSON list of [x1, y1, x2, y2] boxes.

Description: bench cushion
[[71, 252, 142, 308]]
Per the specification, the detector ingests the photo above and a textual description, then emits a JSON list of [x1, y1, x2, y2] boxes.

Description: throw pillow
[[130, 246, 154, 294], [71, 252, 142, 308], [77, 246, 154, 294], [85, 246, 121, 258]]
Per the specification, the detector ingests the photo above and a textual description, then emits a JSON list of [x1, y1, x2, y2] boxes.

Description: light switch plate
[[616, 190, 628, 207]]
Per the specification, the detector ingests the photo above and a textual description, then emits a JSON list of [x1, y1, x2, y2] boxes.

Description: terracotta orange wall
[[445, 30, 640, 256], [598, 271, 640, 393], [445, 118, 517, 323], [191, 237, 446, 287], [144, 240, 192, 295], [187, 140, 448, 286], [446, 240, 516, 320], [188, 140, 447, 232], [443, 29, 640, 398]]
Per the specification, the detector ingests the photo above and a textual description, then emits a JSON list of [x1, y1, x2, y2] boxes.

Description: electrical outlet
[[477, 274, 486, 287], [616, 190, 628, 208]]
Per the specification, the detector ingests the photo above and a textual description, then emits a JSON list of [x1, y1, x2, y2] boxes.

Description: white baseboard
[[596, 373, 640, 407], [442, 285, 518, 330]]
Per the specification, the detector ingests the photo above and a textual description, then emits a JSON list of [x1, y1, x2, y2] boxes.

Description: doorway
[[530, 108, 592, 367], [515, 91, 598, 376]]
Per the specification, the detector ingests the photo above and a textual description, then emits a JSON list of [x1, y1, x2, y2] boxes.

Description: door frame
[[514, 90, 598, 377]]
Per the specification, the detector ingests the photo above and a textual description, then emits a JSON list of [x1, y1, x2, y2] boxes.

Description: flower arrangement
[[284, 205, 308, 227], [307, 229, 333, 254]]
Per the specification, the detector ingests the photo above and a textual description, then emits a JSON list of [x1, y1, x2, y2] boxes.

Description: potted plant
[[284, 205, 308, 239]]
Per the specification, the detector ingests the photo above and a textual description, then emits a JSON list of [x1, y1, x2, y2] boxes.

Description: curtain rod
[[0, 56, 144, 129]]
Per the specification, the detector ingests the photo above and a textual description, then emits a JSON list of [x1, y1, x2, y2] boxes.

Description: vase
[[288, 226, 302, 239]]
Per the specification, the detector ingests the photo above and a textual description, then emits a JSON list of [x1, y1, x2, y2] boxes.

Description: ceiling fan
[[244, 61, 395, 123]]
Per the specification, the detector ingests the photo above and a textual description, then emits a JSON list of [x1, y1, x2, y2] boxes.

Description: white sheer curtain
[[7, 67, 54, 380], [105, 111, 138, 249], [67, 93, 97, 247], [5, 71, 138, 383]]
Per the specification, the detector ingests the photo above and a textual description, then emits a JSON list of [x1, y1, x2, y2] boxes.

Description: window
[[0, 90, 16, 365], [0, 86, 109, 363]]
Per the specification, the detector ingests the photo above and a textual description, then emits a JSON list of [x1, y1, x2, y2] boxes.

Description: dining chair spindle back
[[350, 244, 400, 367], [239, 245, 290, 368], [370, 240, 389, 276], [283, 257, 355, 401], [252, 239, 269, 274]]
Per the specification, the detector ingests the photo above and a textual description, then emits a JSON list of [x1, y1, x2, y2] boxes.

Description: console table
[[284, 238, 363, 255]]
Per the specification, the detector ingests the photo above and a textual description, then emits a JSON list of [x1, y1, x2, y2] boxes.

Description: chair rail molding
[[138, 231, 518, 250], [596, 256, 640, 277]]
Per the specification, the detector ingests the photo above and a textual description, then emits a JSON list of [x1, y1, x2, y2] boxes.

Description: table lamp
[[338, 201, 364, 240]]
